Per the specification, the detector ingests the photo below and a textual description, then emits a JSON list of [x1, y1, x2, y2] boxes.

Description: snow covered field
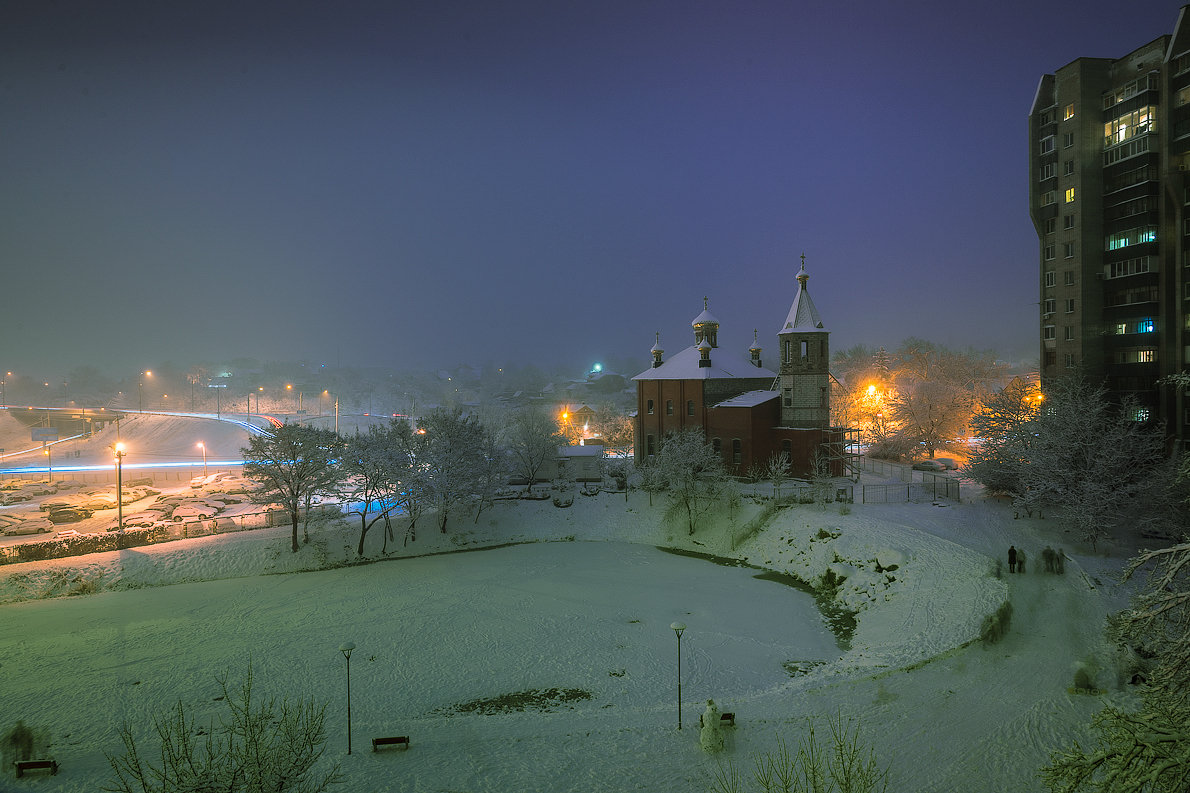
[[0, 473, 1143, 792]]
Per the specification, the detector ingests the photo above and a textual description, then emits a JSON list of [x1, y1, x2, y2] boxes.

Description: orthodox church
[[633, 261, 852, 478]]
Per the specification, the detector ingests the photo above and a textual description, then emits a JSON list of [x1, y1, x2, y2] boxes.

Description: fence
[[857, 457, 961, 503]]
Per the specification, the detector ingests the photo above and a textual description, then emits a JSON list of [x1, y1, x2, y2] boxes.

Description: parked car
[[54, 529, 80, 539], [47, 507, 93, 524], [171, 503, 220, 521], [4, 520, 53, 535], [120, 510, 171, 528], [912, 459, 947, 472], [933, 457, 960, 470]]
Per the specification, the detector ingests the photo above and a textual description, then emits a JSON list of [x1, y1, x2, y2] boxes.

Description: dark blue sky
[[1, 1, 1182, 379]]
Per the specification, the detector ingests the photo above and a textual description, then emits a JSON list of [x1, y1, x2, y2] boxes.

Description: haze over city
[[1, 0, 1179, 379]]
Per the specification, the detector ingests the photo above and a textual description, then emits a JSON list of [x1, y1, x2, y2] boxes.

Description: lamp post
[[43, 443, 52, 483], [197, 442, 207, 478], [670, 622, 686, 730], [339, 642, 356, 754], [114, 443, 126, 531], [138, 370, 152, 413]]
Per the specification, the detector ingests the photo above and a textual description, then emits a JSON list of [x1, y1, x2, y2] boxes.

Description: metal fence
[[857, 457, 961, 503]]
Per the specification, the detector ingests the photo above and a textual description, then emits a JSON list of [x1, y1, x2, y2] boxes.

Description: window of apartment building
[[1064, 242, 1075, 258], [1043, 297, 1056, 315], [1063, 214, 1075, 230], [1065, 187, 1076, 203], [1044, 245, 1055, 261], [732, 439, 742, 465], [1178, 85, 1190, 107], [1045, 350, 1057, 366], [1063, 160, 1075, 176], [686, 399, 694, 416], [1104, 106, 1157, 148], [1064, 326, 1074, 341], [647, 399, 654, 415], [1044, 218, 1057, 234], [1108, 257, 1153, 278], [1065, 298, 1075, 313], [1043, 325, 1056, 340], [1107, 227, 1157, 250], [1040, 190, 1056, 207], [1063, 271, 1075, 285], [1039, 136, 1055, 155], [1064, 353, 1075, 367], [1128, 405, 1151, 422], [1044, 271, 1056, 288], [1140, 317, 1155, 333], [1139, 349, 1156, 363], [1064, 103, 1075, 121], [1175, 53, 1190, 76], [1184, 217, 1190, 236], [1039, 108, 1055, 125], [1039, 162, 1055, 180], [1062, 132, 1075, 148]]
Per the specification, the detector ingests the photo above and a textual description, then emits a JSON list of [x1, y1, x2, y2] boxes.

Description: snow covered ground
[[0, 465, 1144, 792]]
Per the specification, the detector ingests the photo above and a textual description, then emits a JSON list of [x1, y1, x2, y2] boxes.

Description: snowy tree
[[1024, 376, 1167, 550], [242, 424, 343, 553], [337, 423, 406, 556], [636, 455, 666, 507], [887, 377, 972, 459], [503, 408, 563, 492], [418, 407, 486, 533], [806, 447, 836, 508], [105, 665, 341, 793], [964, 378, 1042, 495], [1041, 538, 1190, 793], [472, 426, 507, 523], [589, 403, 634, 453], [653, 428, 730, 535], [387, 420, 431, 545], [762, 451, 790, 500]]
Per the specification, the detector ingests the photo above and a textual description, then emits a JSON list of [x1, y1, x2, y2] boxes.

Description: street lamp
[[42, 444, 52, 483], [114, 443, 126, 531], [138, 370, 152, 413], [197, 442, 207, 477], [339, 642, 356, 754], [670, 622, 686, 730]]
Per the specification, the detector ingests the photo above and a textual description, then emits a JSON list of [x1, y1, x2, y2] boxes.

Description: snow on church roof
[[713, 390, 779, 409], [632, 344, 777, 381], [779, 264, 827, 334]]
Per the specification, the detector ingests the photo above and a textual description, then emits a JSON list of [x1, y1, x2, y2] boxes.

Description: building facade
[[1029, 7, 1190, 443], [633, 264, 852, 477]]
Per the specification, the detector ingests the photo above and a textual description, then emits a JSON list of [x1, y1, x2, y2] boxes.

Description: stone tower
[[777, 258, 829, 428]]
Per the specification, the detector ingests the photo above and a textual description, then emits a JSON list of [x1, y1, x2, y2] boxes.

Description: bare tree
[[503, 408, 563, 492], [418, 407, 486, 533], [243, 425, 342, 553], [653, 428, 730, 535], [337, 423, 406, 556], [763, 451, 791, 500], [104, 665, 341, 793]]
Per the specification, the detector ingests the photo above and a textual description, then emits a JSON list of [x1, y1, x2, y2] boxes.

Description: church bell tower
[[777, 257, 830, 428]]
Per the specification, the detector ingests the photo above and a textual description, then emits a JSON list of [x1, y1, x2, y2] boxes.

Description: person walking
[[1008, 545, 1017, 574], [1018, 549, 1027, 574]]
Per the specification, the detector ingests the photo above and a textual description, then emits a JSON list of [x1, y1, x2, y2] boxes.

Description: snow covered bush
[[709, 714, 888, 793], [979, 601, 1013, 645], [105, 665, 341, 793]]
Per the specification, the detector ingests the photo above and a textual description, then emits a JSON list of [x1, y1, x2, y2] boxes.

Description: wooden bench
[[371, 736, 410, 752], [698, 713, 736, 728], [15, 759, 58, 778]]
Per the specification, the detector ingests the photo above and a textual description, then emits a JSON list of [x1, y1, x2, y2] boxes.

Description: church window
[[647, 434, 655, 456], [781, 439, 792, 460], [783, 340, 791, 363], [800, 340, 808, 359], [783, 388, 791, 407], [712, 437, 722, 455], [647, 399, 654, 415], [686, 399, 695, 416], [666, 399, 673, 416], [732, 439, 742, 465]]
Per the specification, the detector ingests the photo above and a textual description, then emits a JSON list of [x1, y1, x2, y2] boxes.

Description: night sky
[[1, 1, 1181, 379]]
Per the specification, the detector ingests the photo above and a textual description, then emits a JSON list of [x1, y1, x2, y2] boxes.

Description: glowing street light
[[339, 642, 356, 754], [114, 443, 127, 532], [197, 441, 207, 477], [138, 370, 152, 413], [670, 621, 686, 730]]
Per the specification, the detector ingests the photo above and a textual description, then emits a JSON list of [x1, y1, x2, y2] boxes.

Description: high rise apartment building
[[1029, 8, 1190, 444]]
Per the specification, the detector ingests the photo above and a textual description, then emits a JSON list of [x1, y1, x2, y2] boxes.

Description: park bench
[[371, 736, 410, 752], [14, 759, 58, 777], [698, 712, 736, 728]]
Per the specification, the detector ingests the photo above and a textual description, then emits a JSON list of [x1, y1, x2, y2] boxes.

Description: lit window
[[1139, 349, 1155, 363], [1064, 103, 1075, 120], [1140, 318, 1155, 333], [1065, 187, 1076, 203]]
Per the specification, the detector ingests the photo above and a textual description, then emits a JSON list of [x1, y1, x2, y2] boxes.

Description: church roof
[[713, 390, 779, 409], [779, 264, 827, 334], [691, 308, 719, 327], [632, 344, 777, 381]]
